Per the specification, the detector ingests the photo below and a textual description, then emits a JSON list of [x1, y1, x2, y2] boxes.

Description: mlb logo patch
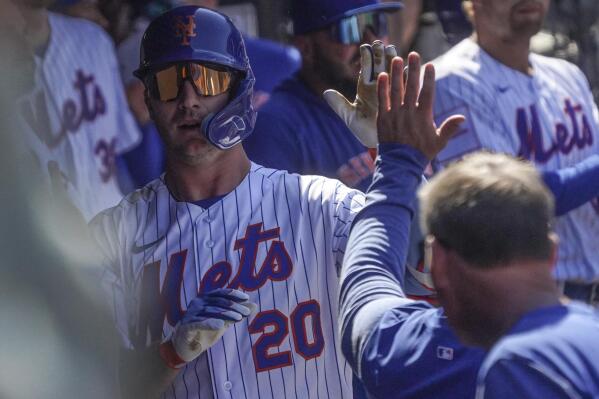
[[437, 346, 454, 360]]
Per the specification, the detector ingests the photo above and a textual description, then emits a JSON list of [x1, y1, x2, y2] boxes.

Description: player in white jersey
[[88, 6, 380, 398], [15, 0, 141, 221], [431, 0, 599, 301]]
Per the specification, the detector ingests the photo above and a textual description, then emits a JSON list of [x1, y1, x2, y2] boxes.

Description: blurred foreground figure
[[0, 2, 120, 397]]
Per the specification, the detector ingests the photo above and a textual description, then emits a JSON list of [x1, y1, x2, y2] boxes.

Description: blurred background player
[[89, 6, 397, 398], [15, 0, 141, 221], [243, 0, 403, 192], [431, 0, 599, 304]]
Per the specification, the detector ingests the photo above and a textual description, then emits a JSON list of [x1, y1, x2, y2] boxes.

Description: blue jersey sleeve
[[541, 154, 599, 216], [338, 143, 427, 375]]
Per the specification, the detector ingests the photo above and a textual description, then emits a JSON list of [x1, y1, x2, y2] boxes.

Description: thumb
[[438, 115, 466, 144], [323, 89, 355, 123]]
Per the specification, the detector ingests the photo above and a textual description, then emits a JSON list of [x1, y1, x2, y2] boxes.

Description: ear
[[547, 232, 559, 271], [430, 237, 450, 291]]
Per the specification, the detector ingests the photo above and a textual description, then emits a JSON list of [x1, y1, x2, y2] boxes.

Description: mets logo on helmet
[[174, 15, 196, 46]]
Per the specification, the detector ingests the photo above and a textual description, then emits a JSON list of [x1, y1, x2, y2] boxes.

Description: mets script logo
[[516, 99, 594, 163], [174, 15, 196, 46]]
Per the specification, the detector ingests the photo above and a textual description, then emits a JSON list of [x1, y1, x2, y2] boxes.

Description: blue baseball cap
[[292, 0, 403, 35]]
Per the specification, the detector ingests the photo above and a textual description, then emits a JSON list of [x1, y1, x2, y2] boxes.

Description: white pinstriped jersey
[[17, 13, 141, 221], [432, 38, 599, 281], [90, 163, 363, 399]]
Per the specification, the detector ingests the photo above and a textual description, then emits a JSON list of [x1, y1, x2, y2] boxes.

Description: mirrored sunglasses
[[330, 12, 389, 45], [149, 62, 234, 101]]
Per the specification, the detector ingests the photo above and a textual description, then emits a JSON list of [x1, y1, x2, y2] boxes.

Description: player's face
[[309, 23, 383, 99], [147, 79, 230, 165], [475, 0, 549, 40]]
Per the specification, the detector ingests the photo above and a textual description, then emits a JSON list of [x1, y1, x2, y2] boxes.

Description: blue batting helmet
[[134, 6, 256, 150]]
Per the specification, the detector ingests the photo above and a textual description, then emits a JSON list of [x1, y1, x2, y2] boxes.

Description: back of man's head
[[418, 152, 555, 268]]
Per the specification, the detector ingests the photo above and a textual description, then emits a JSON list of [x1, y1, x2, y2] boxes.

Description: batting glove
[[323, 41, 398, 148], [160, 288, 255, 369]]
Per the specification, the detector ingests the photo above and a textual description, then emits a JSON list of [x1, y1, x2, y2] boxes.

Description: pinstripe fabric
[[16, 13, 141, 221], [90, 163, 364, 398], [432, 38, 599, 281]]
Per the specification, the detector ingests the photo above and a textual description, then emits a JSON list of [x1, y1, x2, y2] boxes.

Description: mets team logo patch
[[174, 15, 196, 46]]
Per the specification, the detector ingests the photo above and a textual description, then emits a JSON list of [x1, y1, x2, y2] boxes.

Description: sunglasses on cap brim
[[148, 62, 235, 102], [329, 12, 389, 45]]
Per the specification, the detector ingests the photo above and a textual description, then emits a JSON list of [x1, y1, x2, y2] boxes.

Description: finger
[[359, 44, 374, 83], [204, 297, 254, 316], [438, 115, 466, 144], [418, 63, 435, 116], [185, 305, 246, 323], [389, 57, 404, 111], [204, 288, 249, 303], [372, 40, 385, 77], [403, 52, 421, 107], [243, 301, 258, 315], [384, 44, 398, 74], [323, 89, 354, 117], [377, 72, 390, 115]]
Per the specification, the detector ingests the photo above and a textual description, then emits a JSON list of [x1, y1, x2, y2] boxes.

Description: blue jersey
[[243, 75, 374, 192], [476, 302, 599, 399], [360, 303, 484, 398]]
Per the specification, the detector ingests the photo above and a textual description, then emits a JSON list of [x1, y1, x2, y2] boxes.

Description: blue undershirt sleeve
[[338, 143, 428, 375], [541, 154, 599, 216]]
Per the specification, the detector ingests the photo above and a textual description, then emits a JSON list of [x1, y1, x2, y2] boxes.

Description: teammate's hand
[[377, 52, 465, 160], [162, 288, 255, 368], [323, 41, 397, 148]]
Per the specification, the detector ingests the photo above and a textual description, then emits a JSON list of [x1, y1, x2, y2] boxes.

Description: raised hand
[[377, 52, 465, 160], [324, 40, 397, 148]]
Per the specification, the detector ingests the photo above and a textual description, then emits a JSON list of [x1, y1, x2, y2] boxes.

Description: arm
[[119, 344, 179, 399], [339, 50, 464, 376], [542, 154, 599, 216], [339, 143, 428, 375]]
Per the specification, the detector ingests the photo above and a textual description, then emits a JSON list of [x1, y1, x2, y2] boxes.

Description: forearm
[[542, 154, 599, 216], [339, 143, 427, 372], [119, 344, 180, 399]]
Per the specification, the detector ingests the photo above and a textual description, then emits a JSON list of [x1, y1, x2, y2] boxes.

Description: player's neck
[[165, 146, 251, 202], [473, 32, 532, 75], [17, 5, 50, 51], [475, 263, 561, 349]]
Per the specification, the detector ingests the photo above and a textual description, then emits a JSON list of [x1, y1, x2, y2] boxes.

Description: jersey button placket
[[223, 381, 232, 391]]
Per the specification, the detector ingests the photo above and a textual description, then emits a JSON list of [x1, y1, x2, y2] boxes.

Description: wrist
[[159, 340, 186, 370]]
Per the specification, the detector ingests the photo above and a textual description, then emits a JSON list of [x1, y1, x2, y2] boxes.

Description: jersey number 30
[[248, 300, 324, 372]]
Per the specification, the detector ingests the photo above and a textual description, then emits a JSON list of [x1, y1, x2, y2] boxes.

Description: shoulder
[[531, 54, 588, 84], [433, 38, 484, 83], [251, 163, 363, 203], [481, 303, 599, 378], [90, 177, 167, 230], [48, 12, 114, 50]]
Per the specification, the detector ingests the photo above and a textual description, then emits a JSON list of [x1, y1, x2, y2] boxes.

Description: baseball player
[[16, 0, 141, 221], [89, 7, 434, 398], [431, 0, 599, 302]]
